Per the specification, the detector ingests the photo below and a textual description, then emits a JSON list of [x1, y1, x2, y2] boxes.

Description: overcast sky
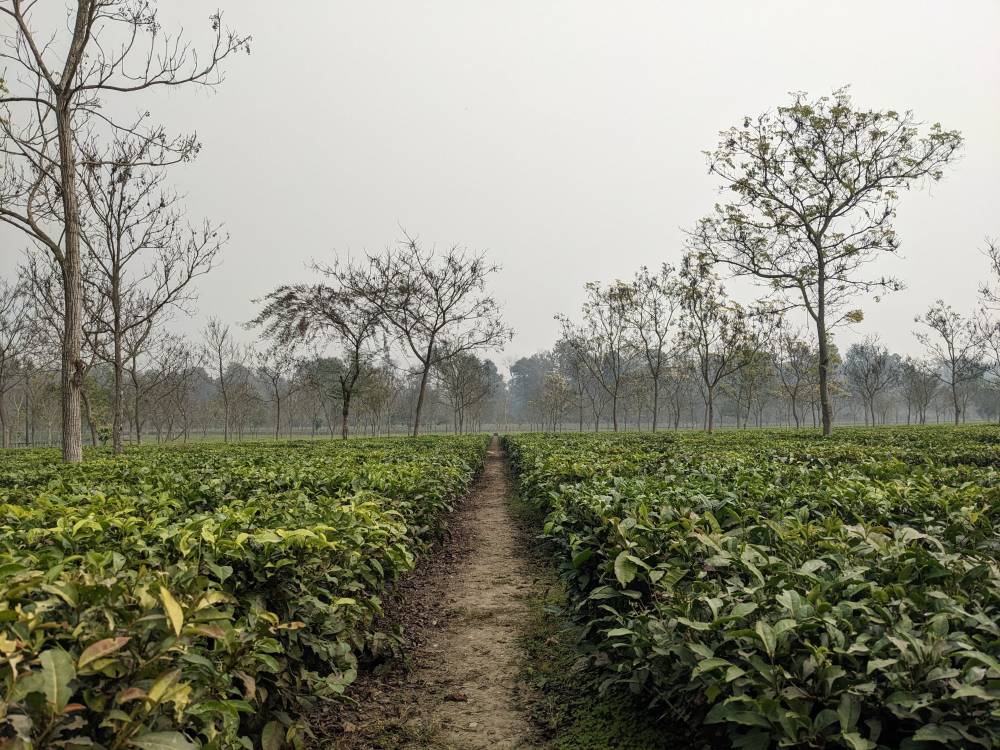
[[2, 1, 998, 366]]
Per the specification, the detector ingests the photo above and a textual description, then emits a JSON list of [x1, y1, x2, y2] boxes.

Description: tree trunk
[[651, 378, 659, 432], [815, 262, 833, 436], [131, 369, 143, 444], [24, 371, 31, 446], [412, 344, 434, 437], [706, 387, 715, 433], [112, 335, 125, 455], [56, 102, 84, 463], [81, 389, 98, 447], [341, 388, 351, 439]]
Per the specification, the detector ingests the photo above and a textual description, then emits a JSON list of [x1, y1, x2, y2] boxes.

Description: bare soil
[[317, 436, 541, 749]]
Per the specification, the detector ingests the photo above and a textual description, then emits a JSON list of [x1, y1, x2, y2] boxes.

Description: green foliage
[[0, 436, 488, 749], [505, 426, 1000, 749], [512, 492, 695, 750]]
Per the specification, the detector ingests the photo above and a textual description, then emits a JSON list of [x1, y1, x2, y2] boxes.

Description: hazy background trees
[[1, 79, 995, 450]]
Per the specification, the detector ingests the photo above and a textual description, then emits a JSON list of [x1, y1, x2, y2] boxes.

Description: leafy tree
[[691, 88, 962, 435]]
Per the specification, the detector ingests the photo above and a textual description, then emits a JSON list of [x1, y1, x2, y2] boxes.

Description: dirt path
[[325, 436, 541, 749]]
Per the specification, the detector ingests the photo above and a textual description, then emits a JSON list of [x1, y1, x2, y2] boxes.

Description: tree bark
[[651, 379, 659, 432], [56, 101, 85, 463], [81, 389, 98, 447], [112, 329, 125, 454], [815, 258, 833, 436], [411, 341, 435, 437], [341, 388, 351, 439]]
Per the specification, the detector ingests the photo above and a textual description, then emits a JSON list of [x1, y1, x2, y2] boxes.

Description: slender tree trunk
[[706, 387, 715, 433], [815, 263, 833, 436], [131, 368, 143, 444], [651, 378, 659, 432], [412, 344, 434, 437], [341, 388, 351, 439], [81, 389, 98, 447], [112, 330, 124, 455], [0, 401, 7, 449], [24, 371, 31, 446], [56, 103, 84, 463], [274, 393, 282, 440]]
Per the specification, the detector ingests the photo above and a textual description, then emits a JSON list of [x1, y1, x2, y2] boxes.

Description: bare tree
[[621, 264, 681, 431], [690, 88, 962, 436], [980, 237, 1000, 310], [254, 347, 300, 440], [915, 301, 984, 425], [335, 236, 513, 436], [80, 134, 226, 453], [773, 330, 817, 428], [0, 3, 247, 462], [253, 279, 381, 439], [0, 276, 30, 446], [899, 356, 938, 425], [843, 337, 899, 426], [200, 317, 244, 442], [21, 248, 106, 445], [357, 362, 400, 436], [436, 353, 495, 433], [556, 281, 635, 431], [678, 256, 757, 432]]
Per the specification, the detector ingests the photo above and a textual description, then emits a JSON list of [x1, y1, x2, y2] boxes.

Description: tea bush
[[505, 427, 1000, 749], [0, 436, 488, 749]]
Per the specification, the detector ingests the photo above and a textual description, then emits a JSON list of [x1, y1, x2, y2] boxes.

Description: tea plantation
[[505, 427, 1000, 750], [0, 436, 488, 749], [4, 427, 1000, 749]]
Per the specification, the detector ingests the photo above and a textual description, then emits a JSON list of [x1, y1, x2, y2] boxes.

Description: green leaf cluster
[[506, 426, 1000, 749], [0, 436, 488, 749]]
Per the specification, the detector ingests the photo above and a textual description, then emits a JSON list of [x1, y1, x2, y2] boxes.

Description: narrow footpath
[[327, 436, 541, 750]]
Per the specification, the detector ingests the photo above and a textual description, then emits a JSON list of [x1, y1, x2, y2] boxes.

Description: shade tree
[[690, 88, 962, 435]]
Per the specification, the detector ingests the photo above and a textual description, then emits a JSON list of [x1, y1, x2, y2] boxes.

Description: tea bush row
[[505, 427, 1000, 749], [0, 436, 488, 749]]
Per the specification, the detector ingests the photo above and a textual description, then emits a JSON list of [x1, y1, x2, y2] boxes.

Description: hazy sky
[[2, 1, 998, 366]]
